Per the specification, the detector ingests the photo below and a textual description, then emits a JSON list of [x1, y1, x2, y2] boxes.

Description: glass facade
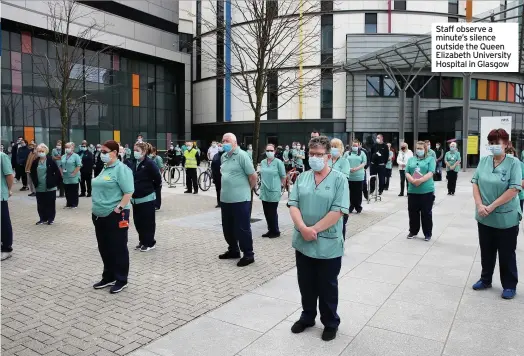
[[1, 28, 185, 150]]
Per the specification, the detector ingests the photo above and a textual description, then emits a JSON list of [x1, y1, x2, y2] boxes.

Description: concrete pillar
[[413, 94, 420, 149], [399, 89, 406, 148], [462, 73, 472, 172]]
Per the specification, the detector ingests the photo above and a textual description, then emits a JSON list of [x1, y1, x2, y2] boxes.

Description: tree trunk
[[249, 109, 262, 218], [60, 97, 68, 146]]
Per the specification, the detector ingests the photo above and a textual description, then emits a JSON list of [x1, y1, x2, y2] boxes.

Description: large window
[[448, 0, 458, 14], [394, 1, 406, 10], [366, 76, 381, 96], [365, 13, 377, 34], [321, 69, 333, 119], [267, 71, 278, 120]]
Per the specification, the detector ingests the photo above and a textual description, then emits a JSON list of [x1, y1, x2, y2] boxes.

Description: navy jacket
[[78, 150, 94, 174], [17, 145, 30, 165], [93, 151, 104, 173], [211, 151, 222, 182], [128, 157, 162, 199], [30, 156, 60, 190]]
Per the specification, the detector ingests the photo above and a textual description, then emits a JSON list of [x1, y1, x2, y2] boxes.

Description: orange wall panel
[[477, 80, 487, 100], [507, 83, 515, 103], [24, 127, 35, 142], [113, 130, 121, 142], [132, 89, 139, 107], [132, 74, 139, 89], [488, 81, 498, 101], [498, 82, 507, 101]]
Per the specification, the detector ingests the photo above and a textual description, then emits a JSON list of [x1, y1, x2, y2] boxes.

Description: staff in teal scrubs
[[283, 145, 291, 171], [288, 136, 349, 342], [328, 138, 350, 238], [61, 142, 82, 208], [259, 144, 286, 238], [505, 146, 524, 212], [31, 144, 60, 225], [52, 140, 65, 198], [91, 140, 134, 294], [471, 129, 521, 300], [347, 139, 367, 214], [1, 151, 14, 261], [444, 142, 461, 195], [151, 147, 164, 210], [294, 143, 305, 171], [405, 141, 436, 241]]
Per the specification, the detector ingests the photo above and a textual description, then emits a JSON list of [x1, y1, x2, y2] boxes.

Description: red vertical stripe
[[112, 54, 120, 71], [12, 70, 22, 94], [388, 0, 392, 33], [21, 32, 32, 54], [11, 51, 21, 70]]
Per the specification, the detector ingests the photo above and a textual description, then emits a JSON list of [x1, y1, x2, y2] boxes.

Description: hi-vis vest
[[184, 149, 198, 168]]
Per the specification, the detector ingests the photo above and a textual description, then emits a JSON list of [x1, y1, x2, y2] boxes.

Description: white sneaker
[[1, 252, 12, 261]]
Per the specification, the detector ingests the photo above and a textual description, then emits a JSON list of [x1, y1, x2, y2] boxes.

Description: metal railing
[[366, 174, 382, 203]]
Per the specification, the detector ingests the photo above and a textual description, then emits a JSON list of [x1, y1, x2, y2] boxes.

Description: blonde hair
[[37, 143, 49, 154], [416, 141, 428, 157], [65, 142, 75, 148], [330, 138, 344, 152]]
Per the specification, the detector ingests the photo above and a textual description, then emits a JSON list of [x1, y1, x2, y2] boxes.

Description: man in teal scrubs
[[347, 141, 367, 213], [1, 152, 15, 260], [288, 135, 349, 342], [219, 133, 257, 267], [444, 142, 461, 195], [61, 142, 82, 208]]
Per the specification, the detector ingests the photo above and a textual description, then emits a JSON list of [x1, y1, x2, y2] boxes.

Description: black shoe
[[321, 327, 338, 341], [407, 233, 416, 239], [79, 194, 86, 197], [28, 193, 36, 197], [47, 221, 54, 225], [356, 208, 362, 214], [135, 244, 142, 250], [219, 251, 241, 259], [19, 187, 28, 191], [93, 279, 116, 289], [109, 282, 128, 294], [291, 320, 315, 334], [379, 191, 383, 195], [262, 232, 271, 237], [424, 236, 432, 242], [35, 221, 45, 225], [184, 191, 192, 194], [268, 233, 281, 239], [86, 194, 91, 198], [193, 192, 198, 195], [215, 205, 221, 208], [398, 193, 404, 196], [237, 257, 255, 267]]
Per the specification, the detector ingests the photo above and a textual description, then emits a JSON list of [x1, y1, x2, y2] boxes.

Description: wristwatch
[[117, 206, 124, 212]]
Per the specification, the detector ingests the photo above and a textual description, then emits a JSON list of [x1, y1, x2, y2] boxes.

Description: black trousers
[[362, 170, 368, 200], [349, 181, 363, 212], [92, 210, 130, 283], [1, 201, 13, 252], [408, 192, 434, 237], [214, 178, 222, 206], [477, 223, 518, 290], [399, 170, 407, 195], [369, 164, 386, 194], [186, 168, 198, 193], [36, 191, 56, 222], [262, 201, 280, 235], [385, 168, 392, 190], [155, 185, 162, 209], [342, 215, 348, 239], [16, 165, 27, 186], [447, 171, 458, 194], [80, 172, 92, 195], [296, 250, 342, 328], [133, 201, 156, 247], [64, 183, 79, 207], [58, 181, 65, 197], [221, 201, 254, 257]]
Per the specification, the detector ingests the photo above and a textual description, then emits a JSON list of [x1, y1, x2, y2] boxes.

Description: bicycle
[[253, 170, 287, 197], [284, 160, 303, 198], [163, 165, 182, 185], [198, 163, 213, 191]]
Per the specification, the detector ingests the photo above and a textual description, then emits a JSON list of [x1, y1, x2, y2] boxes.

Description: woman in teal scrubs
[[30, 144, 60, 225], [91, 140, 134, 294], [288, 136, 349, 342], [294, 143, 305, 172], [328, 138, 350, 239], [259, 144, 286, 238], [405, 141, 436, 241], [444, 142, 461, 195], [60, 142, 82, 208], [472, 129, 521, 300], [347, 139, 367, 214]]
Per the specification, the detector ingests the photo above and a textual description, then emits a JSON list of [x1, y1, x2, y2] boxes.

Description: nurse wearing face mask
[[288, 135, 349, 342], [130, 142, 162, 251], [259, 144, 286, 238], [405, 141, 436, 241], [347, 139, 367, 214], [174, 144, 182, 166], [444, 142, 461, 195], [471, 129, 521, 300], [295, 143, 305, 172], [79, 141, 94, 197], [91, 140, 134, 294], [283, 145, 291, 171], [328, 139, 350, 238], [61, 142, 82, 208], [31, 144, 60, 225]]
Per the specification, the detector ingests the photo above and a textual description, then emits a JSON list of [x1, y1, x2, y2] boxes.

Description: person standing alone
[[183, 141, 200, 194], [79, 141, 94, 197], [370, 134, 388, 195]]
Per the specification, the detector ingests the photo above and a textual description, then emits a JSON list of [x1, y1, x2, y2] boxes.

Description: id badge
[[63, 169, 67, 173], [118, 213, 129, 228]]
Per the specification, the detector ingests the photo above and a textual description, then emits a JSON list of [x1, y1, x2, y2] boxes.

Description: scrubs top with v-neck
[[61, 153, 82, 184], [406, 156, 436, 194], [346, 151, 367, 181], [471, 155, 522, 229], [260, 158, 286, 202], [288, 169, 349, 259], [328, 156, 350, 179]]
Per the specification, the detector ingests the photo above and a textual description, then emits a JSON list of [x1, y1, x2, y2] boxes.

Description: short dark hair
[[102, 140, 119, 152], [487, 128, 510, 144], [308, 136, 330, 152]]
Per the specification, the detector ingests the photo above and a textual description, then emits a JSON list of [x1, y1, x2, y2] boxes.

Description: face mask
[[170, 146, 174, 150], [148, 154, 153, 158], [80, 146, 87, 151], [223, 143, 232, 152], [56, 145, 61, 149], [38, 152, 46, 158], [134, 151, 142, 159], [416, 149, 425, 157], [212, 143, 217, 148], [285, 147, 289, 150], [352, 146, 358, 152], [450, 147, 456, 152], [309, 157, 325, 172], [218, 147, 224, 152], [187, 144, 193, 149], [266, 152, 275, 159], [428, 145, 431, 149], [96, 147, 101, 151], [292, 146, 297, 149], [21, 143, 26, 147], [436, 145, 440, 149], [489, 145, 503, 155], [331, 148, 340, 157], [137, 139, 143, 143], [507, 153, 514, 157], [248, 147, 252, 151], [65, 148, 72, 154], [101, 153, 111, 163], [297, 145, 301, 149]]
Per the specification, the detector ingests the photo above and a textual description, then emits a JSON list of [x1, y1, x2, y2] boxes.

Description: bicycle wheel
[[171, 167, 181, 184], [198, 171, 212, 191]]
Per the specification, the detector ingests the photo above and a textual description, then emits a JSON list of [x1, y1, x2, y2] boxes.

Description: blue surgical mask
[[489, 145, 503, 155], [507, 153, 514, 157], [38, 152, 46, 158], [416, 149, 425, 157], [134, 151, 142, 159], [351, 146, 358, 152], [450, 147, 456, 152], [80, 146, 87, 151], [309, 157, 325, 172], [266, 152, 275, 159], [223, 143, 232, 152], [330, 148, 340, 157], [100, 153, 111, 163]]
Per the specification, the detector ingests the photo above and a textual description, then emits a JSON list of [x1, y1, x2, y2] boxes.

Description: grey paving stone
[[406, 264, 470, 288], [369, 299, 456, 342], [250, 274, 301, 303], [143, 316, 261, 356], [346, 262, 411, 284], [340, 326, 444, 356], [366, 250, 422, 269], [389, 279, 464, 309], [338, 276, 397, 307], [380, 237, 432, 256], [418, 247, 476, 271], [206, 293, 300, 332]]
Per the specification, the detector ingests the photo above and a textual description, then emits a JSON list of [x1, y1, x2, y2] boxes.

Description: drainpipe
[[350, 72, 355, 141]]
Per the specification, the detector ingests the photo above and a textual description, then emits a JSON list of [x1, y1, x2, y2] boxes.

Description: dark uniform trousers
[[155, 186, 162, 209], [186, 168, 198, 193], [133, 201, 156, 247], [349, 180, 363, 212], [262, 201, 280, 235], [447, 170, 458, 194], [1, 201, 13, 252], [92, 210, 130, 283], [399, 170, 407, 195], [296, 250, 342, 328], [214, 179, 222, 206], [408, 192, 434, 237], [36, 191, 56, 222], [221, 201, 254, 257], [80, 172, 92, 195], [478, 223, 518, 290], [64, 183, 79, 207], [370, 164, 386, 194]]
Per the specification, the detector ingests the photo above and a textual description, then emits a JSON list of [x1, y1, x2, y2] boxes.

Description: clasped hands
[[408, 177, 423, 187], [476, 203, 494, 217], [299, 226, 318, 241]]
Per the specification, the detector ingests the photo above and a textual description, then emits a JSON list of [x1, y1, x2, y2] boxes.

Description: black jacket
[[166, 149, 177, 165], [128, 157, 162, 199], [93, 151, 104, 173], [371, 143, 388, 165], [78, 150, 94, 174], [17, 145, 30, 165], [211, 151, 222, 181], [30, 157, 60, 190]]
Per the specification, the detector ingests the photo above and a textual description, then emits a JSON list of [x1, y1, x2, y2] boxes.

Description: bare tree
[[194, 0, 322, 164], [32, 0, 112, 145]]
